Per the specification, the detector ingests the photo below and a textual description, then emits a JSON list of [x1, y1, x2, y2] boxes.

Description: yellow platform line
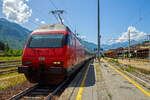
[[103, 60, 150, 98], [76, 63, 91, 100]]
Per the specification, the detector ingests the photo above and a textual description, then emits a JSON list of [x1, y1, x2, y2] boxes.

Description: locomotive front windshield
[[28, 33, 65, 48]]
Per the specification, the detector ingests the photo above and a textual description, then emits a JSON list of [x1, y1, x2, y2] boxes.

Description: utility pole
[[148, 34, 150, 65], [97, 0, 101, 62], [51, 10, 64, 24], [128, 30, 131, 62]]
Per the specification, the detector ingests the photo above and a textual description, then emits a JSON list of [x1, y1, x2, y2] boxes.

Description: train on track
[[18, 24, 94, 84]]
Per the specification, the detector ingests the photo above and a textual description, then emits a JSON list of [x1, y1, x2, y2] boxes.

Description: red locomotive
[[18, 24, 93, 84]]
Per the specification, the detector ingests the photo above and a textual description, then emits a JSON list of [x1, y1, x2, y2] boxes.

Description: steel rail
[[45, 78, 69, 100], [0, 63, 21, 66], [8, 84, 39, 100], [9, 78, 69, 100]]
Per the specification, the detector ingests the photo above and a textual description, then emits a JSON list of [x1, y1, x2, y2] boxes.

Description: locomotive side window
[[68, 35, 74, 47], [28, 33, 65, 48]]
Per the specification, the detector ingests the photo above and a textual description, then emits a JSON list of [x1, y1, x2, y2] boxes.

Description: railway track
[[9, 78, 69, 100], [0, 60, 21, 64], [115, 64, 150, 84], [7, 59, 91, 100], [7, 62, 87, 100], [103, 60, 150, 89], [0, 64, 21, 70], [0, 63, 21, 67], [0, 60, 21, 74], [0, 60, 21, 69]]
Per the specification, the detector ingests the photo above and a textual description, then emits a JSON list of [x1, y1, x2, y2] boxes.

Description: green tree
[[0, 41, 5, 50], [4, 43, 11, 56]]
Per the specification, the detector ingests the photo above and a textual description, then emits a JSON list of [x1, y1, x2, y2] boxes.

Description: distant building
[[104, 41, 149, 59]]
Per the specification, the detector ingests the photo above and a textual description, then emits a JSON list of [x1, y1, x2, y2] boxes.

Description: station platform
[[59, 59, 150, 100]]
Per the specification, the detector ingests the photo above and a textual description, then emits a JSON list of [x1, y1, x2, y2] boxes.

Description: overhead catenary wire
[[132, 10, 150, 26], [109, 9, 150, 42], [61, 15, 74, 31], [28, 2, 49, 22], [31, 8, 49, 24], [28, 19, 41, 27], [49, 0, 58, 10], [48, 0, 64, 24], [48, 0, 72, 25]]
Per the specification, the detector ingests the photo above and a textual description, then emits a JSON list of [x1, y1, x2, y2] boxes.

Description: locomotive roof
[[33, 24, 69, 32]]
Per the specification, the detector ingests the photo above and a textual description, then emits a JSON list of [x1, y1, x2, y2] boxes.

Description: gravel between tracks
[[117, 59, 150, 71], [0, 81, 35, 100]]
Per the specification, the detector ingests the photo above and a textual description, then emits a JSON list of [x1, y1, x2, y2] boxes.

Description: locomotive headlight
[[53, 62, 57, 64], [53, 61, 62, 64], [57, 62, 61, 64], [25, 61, 32, 64]]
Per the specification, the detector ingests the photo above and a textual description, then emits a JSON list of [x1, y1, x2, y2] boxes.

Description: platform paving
[[70, 60, 98, 100], [101, 59, 150, 100], [81, 63, 98, 100], [59, 59, 150, 100]]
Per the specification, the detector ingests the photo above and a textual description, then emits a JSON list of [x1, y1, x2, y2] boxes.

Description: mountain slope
[[0, 18, 31, 49], [102, 40, 145, 51], [81, 40, 97, 53]]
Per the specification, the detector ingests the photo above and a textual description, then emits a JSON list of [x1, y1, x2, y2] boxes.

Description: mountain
[[81, 40, 97, 53], [102, 40, 145, 51], [0, 18, 31, 49], [0, 18, 97, 52]]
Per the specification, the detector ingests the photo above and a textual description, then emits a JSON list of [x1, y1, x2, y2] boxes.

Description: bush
[[4, 43, 23, 56], [109, 58, 118, 63]]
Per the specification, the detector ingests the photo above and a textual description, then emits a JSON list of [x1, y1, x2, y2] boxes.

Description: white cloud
[[35, 18, 46, 25], [25, 0, 29, 2], [107, 38, 116, 45], [2, 0, 32, 24], [80, 35, 86, 40], [41, 21, 46, 24], [109, 26, 147, 44], [35, 18, 39, 22]]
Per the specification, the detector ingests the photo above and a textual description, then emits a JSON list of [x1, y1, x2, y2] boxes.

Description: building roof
[[104, 49, 115, 54]]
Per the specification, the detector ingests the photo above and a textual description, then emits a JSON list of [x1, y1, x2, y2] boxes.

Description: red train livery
[[18, 24, 93, 84]]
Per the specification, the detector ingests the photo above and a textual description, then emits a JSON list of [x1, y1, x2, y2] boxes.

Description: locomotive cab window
[[28, 33, 65, 48]]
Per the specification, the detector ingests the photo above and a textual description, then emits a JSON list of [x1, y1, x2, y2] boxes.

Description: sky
[[0, 0, 150, 44]]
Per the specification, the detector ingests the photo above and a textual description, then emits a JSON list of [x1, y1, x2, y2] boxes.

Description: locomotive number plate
[[39, 57, 45, 61]]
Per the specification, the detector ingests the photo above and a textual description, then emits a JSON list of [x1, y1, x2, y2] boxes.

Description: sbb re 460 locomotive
[[18, 24, 93, 84]]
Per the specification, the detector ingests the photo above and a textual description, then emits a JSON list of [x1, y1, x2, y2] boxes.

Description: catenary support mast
[[128, 30, 131, 62], [98, 0, 101, 62], [148, 35, 150, 65]]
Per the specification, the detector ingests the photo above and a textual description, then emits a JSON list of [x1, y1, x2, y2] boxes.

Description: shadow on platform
[[68, 60, 96, 87]]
